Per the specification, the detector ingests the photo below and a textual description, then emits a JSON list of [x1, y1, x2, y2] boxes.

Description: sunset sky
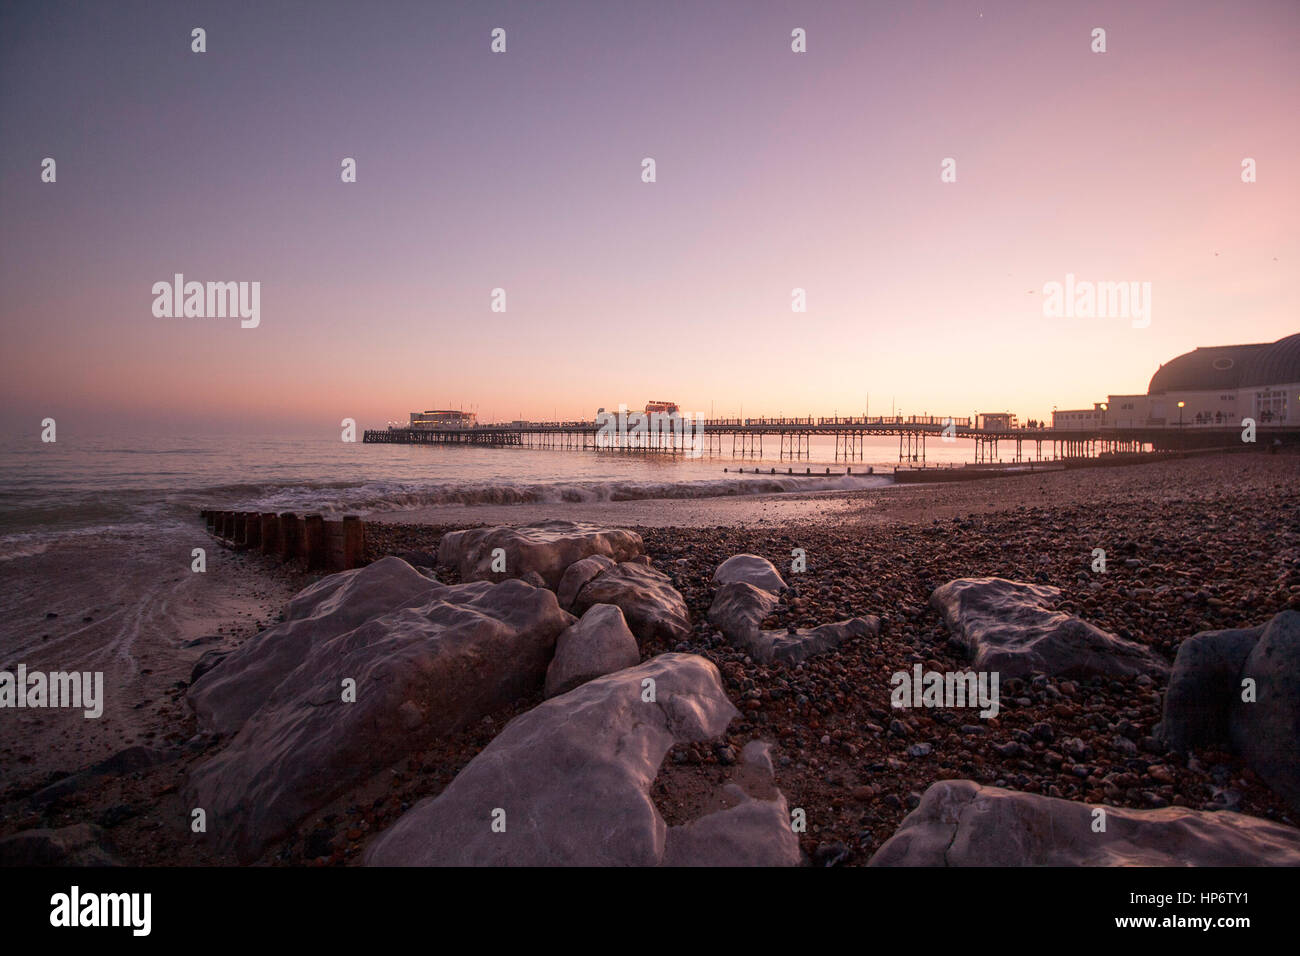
[[2, 0, 1297, 434]]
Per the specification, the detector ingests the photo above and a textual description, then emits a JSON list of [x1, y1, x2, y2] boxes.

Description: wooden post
[[260, 513, 278, 554], [243, 511, 261, 547], [342, 516, 365, 569], [303, 514, 326, 570], [278, 512, 299, 559]]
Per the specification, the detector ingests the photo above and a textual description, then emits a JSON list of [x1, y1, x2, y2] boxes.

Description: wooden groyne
[[200, 510, 366, 571]]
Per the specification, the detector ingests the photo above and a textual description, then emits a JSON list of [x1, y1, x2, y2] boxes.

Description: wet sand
[[0, 530, 304, 791]]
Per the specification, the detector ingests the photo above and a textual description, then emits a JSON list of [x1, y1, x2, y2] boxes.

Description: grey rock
[[544, 604, 641, 698], [709, 581, 878, 664], [185, 575, 573, 862], [189, 556, 443, 734], [190, 648, 231, 685], [930, 577, 1169, 679], [869, 780, 1300, 866], [713, 554, 787, 594], [572, 562, 691, 644], [1157, 626, 1263, 751], [556, 554, 616, 611], [437, 520, 643, 590], [1231, 610, 1300, 814], [365, 654, 798, 866]]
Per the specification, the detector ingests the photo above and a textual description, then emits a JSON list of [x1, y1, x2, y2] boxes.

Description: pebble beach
[[5, 451, 1294, 866]]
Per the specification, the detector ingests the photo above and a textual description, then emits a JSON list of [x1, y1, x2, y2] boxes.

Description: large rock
[[0, 824, 120, 866], [1230, 610, 1300, 814], [1156, 625, 1263, 751], [556, 554, 616, 610], [185, 573, 574, 862], [930, 577, 1169, 679], [544, 604, 641, 698], [189, 556, 443, 734], [869, 780, 1300, 866], [437, 520, 643, 590], [364, 654, 799, 866], [572, 562, 691, 644], [713, 554, 787, 594], [710, 581, 780, 635], [709, 581, 879, 664]]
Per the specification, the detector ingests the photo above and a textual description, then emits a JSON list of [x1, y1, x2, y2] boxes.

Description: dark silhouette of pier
[[363, 415, 1295, 463]]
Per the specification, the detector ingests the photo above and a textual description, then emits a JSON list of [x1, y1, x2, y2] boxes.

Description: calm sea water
[[0, 431, 976, 551]]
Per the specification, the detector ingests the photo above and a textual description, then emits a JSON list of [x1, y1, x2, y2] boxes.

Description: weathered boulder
[[572, 562, 691, 644], [556, 554, 616, 610], [185, 575, 574, 862], [713, 554, 787, 594], [189, 556, 443, 734], [544, 604, 641, 698], [393, 550, 437, 570], [0, 824, 120, 866], [1231, 610, 1300, 814], [709, 581, 780, 637], [869, 780, 1300, 866], [364, 654, 799, 866], [190, 648, 231, 685], [758, 617, 880, 664], [930, 577, 1168, 679], [437, 520, 643, 589], [1156, 625, 1263, 751], [708, 580, 878, 664]]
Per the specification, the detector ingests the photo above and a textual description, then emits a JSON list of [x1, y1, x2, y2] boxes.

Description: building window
[[1256, 389, 1288, 424]]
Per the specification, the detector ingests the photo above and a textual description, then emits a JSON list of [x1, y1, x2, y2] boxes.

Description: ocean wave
[[91, 447, 213, 455], [0, 521, 167, 562], [213, 473, 891, 514]]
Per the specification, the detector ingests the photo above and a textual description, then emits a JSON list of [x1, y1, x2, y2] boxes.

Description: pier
[[363, 416, 1295, 463]]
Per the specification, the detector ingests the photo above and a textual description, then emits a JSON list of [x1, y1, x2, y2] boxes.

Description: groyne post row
[[199, 510, 366, 571]]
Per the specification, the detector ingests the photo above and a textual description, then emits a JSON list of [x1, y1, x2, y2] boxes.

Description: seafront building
[[408, 409, 477, 429], [1053, 332, 1300, 429]]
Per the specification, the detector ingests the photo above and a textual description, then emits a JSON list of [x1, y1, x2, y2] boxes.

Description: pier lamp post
[[1178, 400, 1185, 427]]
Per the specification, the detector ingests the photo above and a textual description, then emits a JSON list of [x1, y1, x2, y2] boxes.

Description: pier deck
[[363, 417, 1295, 463]]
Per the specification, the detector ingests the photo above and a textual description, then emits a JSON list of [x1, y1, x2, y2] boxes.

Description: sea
[[0, 431, 977, 550]]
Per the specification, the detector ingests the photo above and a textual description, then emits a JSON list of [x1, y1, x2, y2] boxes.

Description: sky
[[1, 0, 1297, 434]]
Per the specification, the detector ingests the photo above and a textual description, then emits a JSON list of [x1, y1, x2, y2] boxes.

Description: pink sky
[[1, 0, 1296, 434]]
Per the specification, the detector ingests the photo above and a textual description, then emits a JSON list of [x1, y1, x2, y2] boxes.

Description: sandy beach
[[0, 533, 304, 792]]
